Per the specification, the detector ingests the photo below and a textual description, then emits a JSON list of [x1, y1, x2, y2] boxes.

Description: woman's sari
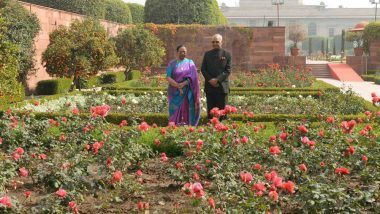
[[167, 58, 201, 126]]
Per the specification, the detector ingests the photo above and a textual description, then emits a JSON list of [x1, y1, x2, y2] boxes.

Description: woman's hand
[[178, 80, 188, 89]]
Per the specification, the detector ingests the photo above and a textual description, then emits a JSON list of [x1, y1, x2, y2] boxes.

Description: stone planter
[[354, 47, 364, 56], [290, 48, 300, 56]]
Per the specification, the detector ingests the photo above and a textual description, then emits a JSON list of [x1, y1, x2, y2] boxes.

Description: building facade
[[222, 0, 375, 38]]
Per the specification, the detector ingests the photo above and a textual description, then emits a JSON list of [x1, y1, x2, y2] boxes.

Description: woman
[[166, 45, 201, 126]]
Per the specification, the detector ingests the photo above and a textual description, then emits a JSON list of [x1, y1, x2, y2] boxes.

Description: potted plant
[[288, 24, 307, 56], [345, 31, 364, 56]]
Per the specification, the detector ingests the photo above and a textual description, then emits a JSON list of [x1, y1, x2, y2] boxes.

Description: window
[[329, 28, 335, 37], [308, 23, 317, 36], [249, 20, 256, 27]]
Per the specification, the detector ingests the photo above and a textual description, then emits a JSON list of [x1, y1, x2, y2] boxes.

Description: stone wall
[[19, 1, 129, 90], [19, 1, 285, 90], [155, 26, 285, 70], [369, 40, 380, 70]]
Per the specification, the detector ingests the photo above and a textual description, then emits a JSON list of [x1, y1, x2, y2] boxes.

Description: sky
[[124, 0, 375, 8]]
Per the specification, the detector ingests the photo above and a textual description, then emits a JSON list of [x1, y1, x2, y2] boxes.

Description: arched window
[[308, 23, 317, 36]]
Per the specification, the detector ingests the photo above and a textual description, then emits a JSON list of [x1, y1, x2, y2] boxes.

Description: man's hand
[[208, 78, 219, 87]]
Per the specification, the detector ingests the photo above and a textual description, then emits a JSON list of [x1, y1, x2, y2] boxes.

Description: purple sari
[[167, 58, 201, 126]]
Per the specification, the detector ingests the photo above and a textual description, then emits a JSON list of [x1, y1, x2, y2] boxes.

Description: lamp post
[[272, 0, 284, 27], [370, 0, 380, 21]]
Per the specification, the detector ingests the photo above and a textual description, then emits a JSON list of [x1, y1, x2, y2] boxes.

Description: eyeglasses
[[212, 41, 220, 44]]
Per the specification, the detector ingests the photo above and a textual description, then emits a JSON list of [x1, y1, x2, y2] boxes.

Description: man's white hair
[[212, 34, 223, 41]]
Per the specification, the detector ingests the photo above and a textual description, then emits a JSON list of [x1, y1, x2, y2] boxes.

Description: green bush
[[100, 73, 117, 84], [42, 19, 119, 89], [375, 77, 380, 85], [367, 69, 380, 75], [105, 0, 132, 24], [127, 3, 144, 24], [362, 75, 376, 82], [144, 0, 227, 25], [11, 111, 370, 128], [363, 22, 380, 54], [0, 0, 40, 86], [36, 78, 72, 95], [0, 17, 25, 105], [22, 0, 106, 18], [114, 27, 165, 73]]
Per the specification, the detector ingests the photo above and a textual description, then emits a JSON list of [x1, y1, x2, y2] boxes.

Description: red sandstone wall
[[155, 26, 285, 70], [19, 1, 129, 90], [369, 40, 380, 70], [19, 1, 285, 90]]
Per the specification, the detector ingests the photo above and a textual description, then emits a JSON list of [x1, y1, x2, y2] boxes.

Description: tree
[[0, 0, 40, 88], [42, 19, 119, 90], [127, 3, 144, 24], [0, 18, 24, 104], [22, 0, 106, 18], [144, 0, 227, 25], [288, 24, 307, 48], [113, 26, 165, 79], [105, 0, 132, 24]]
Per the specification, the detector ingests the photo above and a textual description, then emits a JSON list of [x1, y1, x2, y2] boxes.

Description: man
[[201, 34, 232, 119]]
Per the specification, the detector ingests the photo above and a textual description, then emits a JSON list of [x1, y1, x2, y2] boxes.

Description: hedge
[[362, 75, 375, 82], [36, 78, 72, 95], [103, 79, 338, 92], [99, 90, 322, 98], [3, 111, 373, 127]]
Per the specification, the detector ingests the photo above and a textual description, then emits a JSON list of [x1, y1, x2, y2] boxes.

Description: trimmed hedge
[[5, 111, 372, 127], [103, 80, 338, 92], [36, 78, 72, 95], [362, 75, 376, 82], [100, 89, 322, 98], [100, 74, 117, 84]]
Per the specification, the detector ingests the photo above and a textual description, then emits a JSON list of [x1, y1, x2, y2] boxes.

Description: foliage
[[15, 89, 372, 120], [162, 116, 380, 212], [0, 0, 40, 86], [104, 0, 132, 24], [231, 64, 314, 88], [126, 3, 144, 24], [113, 26, 165, 73], [22, 0, 106, 18], [36, 79, 72, 95], [346, 31, 364, 48], [42, 19, 119, 89], [0, 18, 25, 105], [144, 0, 227, 25], [0, 113, 151, 212], [363, 22, 380, 54], [288, 24, 307, 48]]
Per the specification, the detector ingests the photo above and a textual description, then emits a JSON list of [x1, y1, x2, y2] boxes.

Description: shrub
[[144, 0, 227, 25], [0, 17, 25, 105], [126, 3, 144, 24], [22, 0, 106, 18], [0, 0, 40, 86], [104, 0, 132, 24], [113, 26, 165, 77], [42, 19, 118, 90], [362, 75, 376, 82], [36, 78, 72, 95], [363, 22, 380, 54], [100, 74, 117, 84]]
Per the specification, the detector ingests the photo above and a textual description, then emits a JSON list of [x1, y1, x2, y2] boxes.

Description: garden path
[[318, 78, 380, 102]]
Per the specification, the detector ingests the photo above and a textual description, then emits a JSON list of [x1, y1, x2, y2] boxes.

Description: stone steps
[[307, 64, 333, 78]]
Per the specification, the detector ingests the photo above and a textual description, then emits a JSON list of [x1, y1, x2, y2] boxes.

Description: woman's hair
[[176, 45, 186, 52]]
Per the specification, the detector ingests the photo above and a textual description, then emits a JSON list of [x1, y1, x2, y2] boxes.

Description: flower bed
[[0, 106, 379, 212]]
